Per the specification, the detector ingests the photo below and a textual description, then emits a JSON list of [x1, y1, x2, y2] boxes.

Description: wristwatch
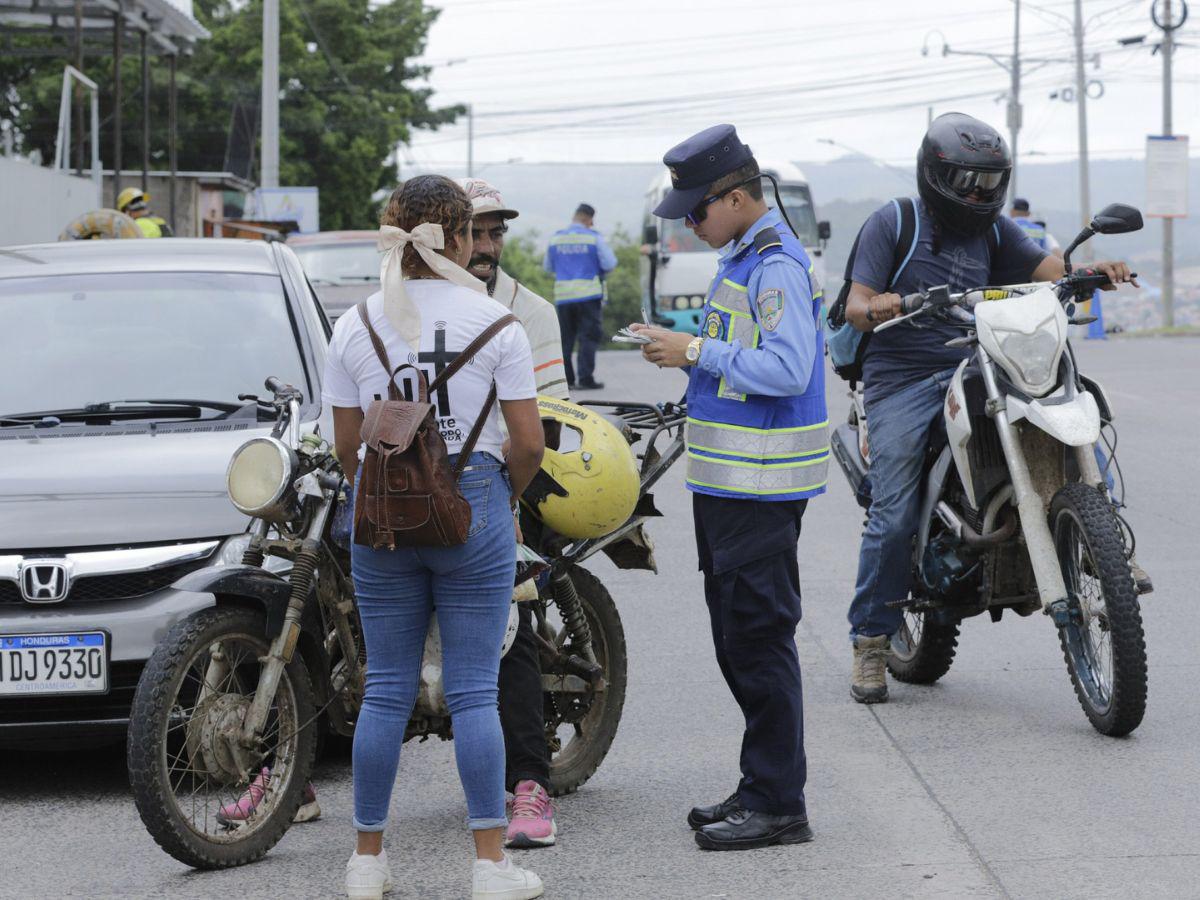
[[685, 336, 705, 365]]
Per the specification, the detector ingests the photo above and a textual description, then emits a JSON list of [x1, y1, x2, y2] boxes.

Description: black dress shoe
[[695, 807, 813, 851], [687, 792, 740, 831], [575, 379, 605, 391]]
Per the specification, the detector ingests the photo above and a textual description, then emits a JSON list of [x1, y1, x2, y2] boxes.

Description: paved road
[[3, 339, 1197, 900]]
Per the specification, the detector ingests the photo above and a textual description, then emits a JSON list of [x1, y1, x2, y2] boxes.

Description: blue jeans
[[849, 370, 957, 639], [350, 453, 515, 832], [848, 370, 1120, 640]]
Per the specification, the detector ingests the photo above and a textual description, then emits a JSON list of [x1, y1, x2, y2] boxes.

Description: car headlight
[[226, 437, 299, 519], [996, 321, 1061, 392], [215, 533, 292, 573]]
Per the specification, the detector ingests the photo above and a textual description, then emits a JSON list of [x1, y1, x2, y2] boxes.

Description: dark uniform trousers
[[693, 491, 808, 817], [498, 603, 550, 791]]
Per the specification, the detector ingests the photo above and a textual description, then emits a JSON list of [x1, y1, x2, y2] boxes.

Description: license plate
[[0, 632, 108, 696]]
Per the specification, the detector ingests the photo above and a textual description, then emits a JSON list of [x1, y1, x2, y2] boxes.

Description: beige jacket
[[492, 268, 570, 400]]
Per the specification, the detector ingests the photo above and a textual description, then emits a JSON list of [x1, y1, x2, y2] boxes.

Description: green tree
[[0, 0, 458, 229]]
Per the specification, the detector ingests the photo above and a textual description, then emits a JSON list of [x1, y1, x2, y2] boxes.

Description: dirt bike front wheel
[[888, 610, 960, 684], [126, 606, 318, 868], [542, 566, 628, 797], [1051, 482, 1147, 736]]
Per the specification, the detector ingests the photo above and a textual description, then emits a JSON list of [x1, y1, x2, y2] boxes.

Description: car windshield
[[0, 272, 309, 418], [291, 241, 381, 283], [658, 180, 820, 252]]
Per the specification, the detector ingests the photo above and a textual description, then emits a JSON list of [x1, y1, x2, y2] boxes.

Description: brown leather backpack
[[352, 301, 518, 550]]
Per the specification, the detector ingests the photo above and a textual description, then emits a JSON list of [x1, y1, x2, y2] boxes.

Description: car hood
[[313, 282, 378, 319], [0, 425, 266, 550]]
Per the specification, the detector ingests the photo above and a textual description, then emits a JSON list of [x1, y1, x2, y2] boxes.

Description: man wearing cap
[[458, 177, 567, 850], [544, 203, 618, 391], [631, 124, 827, 851]]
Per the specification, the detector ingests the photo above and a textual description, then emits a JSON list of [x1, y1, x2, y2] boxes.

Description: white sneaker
[[345, 849, 393, 900], [472, 854, 544, 900]]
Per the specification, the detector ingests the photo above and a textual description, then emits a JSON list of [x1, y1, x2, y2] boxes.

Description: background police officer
[[543, 203, 617, 390], [116, 188, 171, 238], [632, 124, 827, 851]]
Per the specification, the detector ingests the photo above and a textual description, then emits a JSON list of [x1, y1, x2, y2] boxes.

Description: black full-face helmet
[[917, 112, 1012, 236]]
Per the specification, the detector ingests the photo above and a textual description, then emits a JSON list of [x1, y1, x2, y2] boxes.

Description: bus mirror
[[818, 220, 831, 242]]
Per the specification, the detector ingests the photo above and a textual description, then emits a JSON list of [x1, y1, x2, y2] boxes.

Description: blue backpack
[[826, 197, 918, 386]]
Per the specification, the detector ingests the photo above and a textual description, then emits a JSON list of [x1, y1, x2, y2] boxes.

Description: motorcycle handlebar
[[900, 292, 926, 314]]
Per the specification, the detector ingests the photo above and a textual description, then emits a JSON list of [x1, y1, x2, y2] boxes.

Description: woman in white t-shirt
[[324, 176, 545, 900]]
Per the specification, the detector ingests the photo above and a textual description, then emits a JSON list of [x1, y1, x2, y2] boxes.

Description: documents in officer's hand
[[612, 326, 653, 345]]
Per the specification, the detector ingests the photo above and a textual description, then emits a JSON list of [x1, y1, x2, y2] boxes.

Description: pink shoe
[[216, 767, 321, 826], [505, 780, 556, 849]]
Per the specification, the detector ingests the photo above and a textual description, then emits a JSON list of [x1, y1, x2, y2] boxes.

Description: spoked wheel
[[127, 606, 317, 868], [888, 610, 960, 684], [540, 566, 627, 797], [1051, 482, 1147, 736]]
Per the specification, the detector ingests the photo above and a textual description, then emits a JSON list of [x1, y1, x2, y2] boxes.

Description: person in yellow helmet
[[116, 188, 172, 238]]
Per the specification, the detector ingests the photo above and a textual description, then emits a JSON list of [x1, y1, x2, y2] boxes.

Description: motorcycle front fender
[[174, 564, 292, 606], [1006, 390, 1101, 447]]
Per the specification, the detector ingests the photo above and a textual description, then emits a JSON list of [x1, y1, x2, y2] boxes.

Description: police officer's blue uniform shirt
[[542, 223, 618, 304], [696, 208, 816, 396], [851, 198, 1046, 407]]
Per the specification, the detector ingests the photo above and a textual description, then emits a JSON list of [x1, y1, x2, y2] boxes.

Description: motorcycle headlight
[[226, 437, 299, 519], [996, 322, 1061, 392]]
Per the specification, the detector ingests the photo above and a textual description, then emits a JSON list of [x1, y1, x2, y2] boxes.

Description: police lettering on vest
[[686, 219, 830, 501]]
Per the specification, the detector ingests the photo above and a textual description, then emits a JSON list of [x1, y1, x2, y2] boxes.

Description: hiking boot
[[216, 767, 320, 826], [1130, 556, 1153, 595], [850, 635, 890, 704], [505, 780, 556, 849]]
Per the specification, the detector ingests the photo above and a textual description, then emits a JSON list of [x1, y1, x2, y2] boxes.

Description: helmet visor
[[943, 166, 1007, 200]]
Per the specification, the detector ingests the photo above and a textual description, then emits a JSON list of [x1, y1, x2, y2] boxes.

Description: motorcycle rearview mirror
[[1089, 203, 1143, 235], [643, 224, 659, 245]]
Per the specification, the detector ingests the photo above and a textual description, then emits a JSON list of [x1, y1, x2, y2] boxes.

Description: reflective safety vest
[[547, 225, 603, 304], [1013, 216, 1046, 250], [685, 226, 829, 501], [135, 216, 164, 238]]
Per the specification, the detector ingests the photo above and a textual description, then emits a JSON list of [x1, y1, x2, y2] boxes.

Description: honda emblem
[[19, 561, 71, 603]]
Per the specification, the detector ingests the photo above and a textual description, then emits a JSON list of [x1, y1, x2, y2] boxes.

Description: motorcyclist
[[842, 112, 1138, 705], [116, 188, 172, 238]]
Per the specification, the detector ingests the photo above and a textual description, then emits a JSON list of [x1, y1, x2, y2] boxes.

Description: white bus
[[640, 161, 829, 332]]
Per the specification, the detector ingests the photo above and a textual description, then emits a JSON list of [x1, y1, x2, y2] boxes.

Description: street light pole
[[261, 0, 280, 188], [1008, 0, 1022, 200], [1072, 0, 1093, 261], [1160, 0, 1176, 327]]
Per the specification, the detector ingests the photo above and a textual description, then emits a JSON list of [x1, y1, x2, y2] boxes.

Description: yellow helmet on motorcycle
[[525, 397, 640, 539]]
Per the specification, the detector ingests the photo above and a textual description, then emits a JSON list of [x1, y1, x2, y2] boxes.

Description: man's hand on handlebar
[[1090, 260, 1139, 290], [866, 292, 904, 326]]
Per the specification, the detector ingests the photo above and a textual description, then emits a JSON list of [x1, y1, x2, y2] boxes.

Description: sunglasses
[[686, 176, 759, 227]]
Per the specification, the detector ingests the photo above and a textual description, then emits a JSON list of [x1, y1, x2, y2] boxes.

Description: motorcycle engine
[[919, 531, 981, 603]]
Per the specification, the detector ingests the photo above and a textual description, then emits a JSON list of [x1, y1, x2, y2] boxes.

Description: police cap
[[653, 124, 754, 220]]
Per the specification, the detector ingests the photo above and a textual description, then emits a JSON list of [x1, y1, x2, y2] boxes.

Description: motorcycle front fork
[[978, 347, 1105, 616]]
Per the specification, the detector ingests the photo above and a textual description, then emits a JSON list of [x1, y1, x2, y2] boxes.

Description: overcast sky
[[402, 0, 1198, 170]]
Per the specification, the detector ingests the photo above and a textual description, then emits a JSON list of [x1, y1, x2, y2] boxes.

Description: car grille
[[0, 556, 213, 606], [0, 659, 143, 726]]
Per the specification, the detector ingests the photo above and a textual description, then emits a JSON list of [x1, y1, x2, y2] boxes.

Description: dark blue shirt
[[851, 198, 1047, 406]]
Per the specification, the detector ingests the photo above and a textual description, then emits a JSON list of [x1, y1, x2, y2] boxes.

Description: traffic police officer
[[1008, 197, 1048, 250], [632, 124, 827, 851]]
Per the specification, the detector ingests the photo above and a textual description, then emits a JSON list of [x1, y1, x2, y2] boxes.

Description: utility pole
[[1008, 0, 1022, 200], [1157, 0, 1180, 326], [1072, 0, 1093, 261], [261, 0, 280, 188], [467, 105, 474, 177]]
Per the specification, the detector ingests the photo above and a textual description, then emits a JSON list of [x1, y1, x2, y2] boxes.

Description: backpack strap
[[985, 220, 1001, 276], [887, 196, 919, 290], [356, 300, 415, 402]]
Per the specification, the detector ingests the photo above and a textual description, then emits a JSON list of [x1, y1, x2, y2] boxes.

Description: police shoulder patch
[[757, 288, 785, 332], [703, 310, 724, 340]]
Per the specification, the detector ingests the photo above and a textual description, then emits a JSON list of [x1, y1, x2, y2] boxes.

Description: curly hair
[[380, 175, 474, 276]]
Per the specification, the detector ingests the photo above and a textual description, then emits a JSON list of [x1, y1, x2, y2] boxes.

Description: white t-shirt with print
[[322, 282, 536, 460]]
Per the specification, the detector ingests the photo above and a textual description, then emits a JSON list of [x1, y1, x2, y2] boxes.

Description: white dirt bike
[[830, 203, 1148, 736]]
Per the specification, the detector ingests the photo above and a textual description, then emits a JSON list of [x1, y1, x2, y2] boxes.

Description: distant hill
[[408, 156, 1199, 327]]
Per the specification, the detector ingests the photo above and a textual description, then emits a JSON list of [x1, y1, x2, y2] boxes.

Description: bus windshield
[[659, 179, 820, 253]]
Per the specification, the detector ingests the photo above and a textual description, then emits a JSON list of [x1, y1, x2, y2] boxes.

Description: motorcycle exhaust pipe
[[936, 502, 1018, 548]]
